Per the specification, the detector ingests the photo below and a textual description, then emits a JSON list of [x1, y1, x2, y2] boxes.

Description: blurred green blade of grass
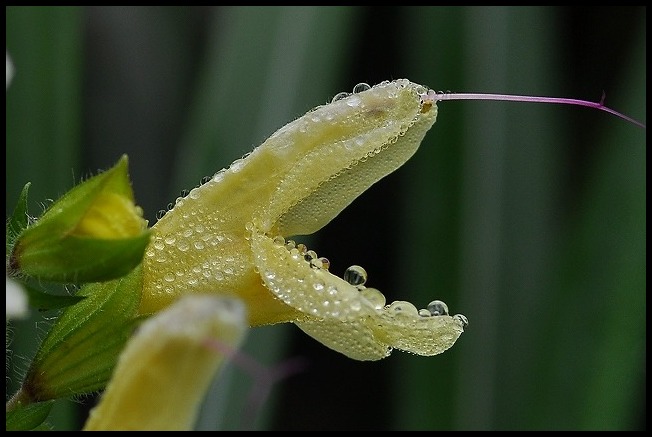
[[172, 7, 359, 430], [396, 7, 644, 431], [6, 6, 83, 431], [538, 20, 645, 430], [391, 6, 467, 431], [6, 6, 82, 216]]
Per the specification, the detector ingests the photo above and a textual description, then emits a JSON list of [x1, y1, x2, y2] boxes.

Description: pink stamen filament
[[430, 92, 646, 129]]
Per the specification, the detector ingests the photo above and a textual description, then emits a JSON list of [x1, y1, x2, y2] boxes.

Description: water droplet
[[304, 250, 318, 261], [319, 257, 330, 270], [346, 94, 362, 107], [153, 240, 165, 250], [310, 258, 323, 269], [418, 309, 431, 317], [195, 224, 205, 233], [297, 243, 307, 254], [164, 273, 175, 283], [344, 265, 367, 286], [313, 280, 325, 291], [167, 202, 174, 211], [164, 236, 176, 245], [183, 229, 193, 238], [359, 287, 385, 310], [177, 240, 190, 252], [353, 82, 371, 93], [230, 158, 246, 173], [285, 240, 296, 250], [427, 300, 449, 316], [453, 314, 469, 328], [273, 236, 285, 246], [201, 175, 211, 185], [415, 85, 427, 96], [194, 241, 205, 250], [388, 301, 418, 317], [188, 278, 198, 286], [213, 169, 226, 183], [189, 188, 201, 199], [331, 91, 349, 103]]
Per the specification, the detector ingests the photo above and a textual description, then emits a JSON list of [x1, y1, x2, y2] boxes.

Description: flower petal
[[84, 295, 247, 431]]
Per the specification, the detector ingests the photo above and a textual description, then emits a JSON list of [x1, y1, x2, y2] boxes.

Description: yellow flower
[[139, 79, 467, 360], [84, 295, 247, 431]]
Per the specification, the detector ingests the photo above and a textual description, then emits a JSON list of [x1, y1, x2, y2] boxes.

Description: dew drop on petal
[[353, 82, 371, 93], [388, 300, 418, 317], [427, 300, 449, 316], [453, 314, 469, 328], [331, 91, 349, 103], [344, 265, 367, 286], [319, 257, 330, 270], [359, 287, 385, 310], [346, 94, 362, 107]]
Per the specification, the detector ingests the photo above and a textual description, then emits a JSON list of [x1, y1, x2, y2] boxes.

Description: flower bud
[[11, 155, 150, 283]]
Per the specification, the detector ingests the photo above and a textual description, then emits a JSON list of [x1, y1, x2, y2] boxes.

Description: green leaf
[[5, 400, 55, 431]]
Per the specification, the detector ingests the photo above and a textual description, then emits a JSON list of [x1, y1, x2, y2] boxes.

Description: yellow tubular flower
[[139, 79, 467, 361], [83, 295, 247, 431]]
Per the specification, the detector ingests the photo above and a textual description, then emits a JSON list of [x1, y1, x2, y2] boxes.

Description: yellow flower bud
[[11, 155, 150, 283]]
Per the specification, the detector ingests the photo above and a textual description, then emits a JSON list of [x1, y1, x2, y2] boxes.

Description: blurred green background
[[6, 6, 645, 431]]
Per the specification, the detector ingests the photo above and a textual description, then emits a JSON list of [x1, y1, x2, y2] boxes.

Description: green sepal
[[10, 155, 150, 283], [15, 231, 151, 283], [5, 400, 55, 431], [23, 265, 144, 401], [21, 282, 86, 311]]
